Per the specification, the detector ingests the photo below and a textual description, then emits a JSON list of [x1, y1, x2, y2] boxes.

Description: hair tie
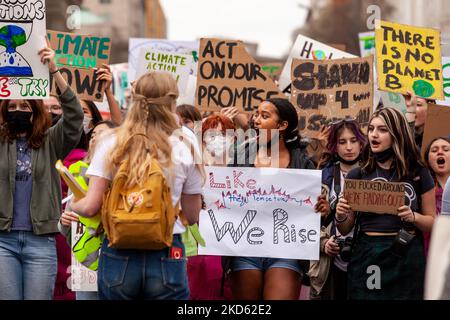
[[132, 92, 178, 106]]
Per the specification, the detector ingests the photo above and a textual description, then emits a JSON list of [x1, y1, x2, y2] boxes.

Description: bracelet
[[335, 215, 348, 224], [412, 211, 416, 224], [50, 69, 60, 75]]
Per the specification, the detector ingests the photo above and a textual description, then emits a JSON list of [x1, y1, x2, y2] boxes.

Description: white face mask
[[83, 116, 92, 134], [205, 135, 230, 157]]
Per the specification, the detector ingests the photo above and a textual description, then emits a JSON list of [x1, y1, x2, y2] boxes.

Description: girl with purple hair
[[310, 119, 366, 300]]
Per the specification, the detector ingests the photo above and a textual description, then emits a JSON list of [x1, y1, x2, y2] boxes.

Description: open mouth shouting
[[370, 140, 381, 150], [436, 157, 446, 169]]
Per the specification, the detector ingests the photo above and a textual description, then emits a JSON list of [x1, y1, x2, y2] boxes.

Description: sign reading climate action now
[[47, 30, 111, 102], [196, 38, 284, 113], [344, 179, 405, 215], [376, 20, 443, 99]]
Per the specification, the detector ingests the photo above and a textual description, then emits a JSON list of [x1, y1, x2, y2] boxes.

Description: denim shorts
[[230, 256, 303, 275]]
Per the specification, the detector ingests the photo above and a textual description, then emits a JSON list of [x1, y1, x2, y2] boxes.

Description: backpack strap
[[323, 163, 342, 228], [348, 167, 363, 249]]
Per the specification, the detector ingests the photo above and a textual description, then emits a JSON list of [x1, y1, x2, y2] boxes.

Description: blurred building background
[[296, 0, 450, 56], [46, 0, 450, 63], [46, 0, 167, 63]]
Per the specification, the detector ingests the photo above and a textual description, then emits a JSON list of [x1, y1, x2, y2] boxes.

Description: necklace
[[376, 166, 396, 182]]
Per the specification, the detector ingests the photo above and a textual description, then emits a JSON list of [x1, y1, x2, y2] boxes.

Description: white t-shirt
[[442, 178, 450, 215], [86, 131, 204, 234]]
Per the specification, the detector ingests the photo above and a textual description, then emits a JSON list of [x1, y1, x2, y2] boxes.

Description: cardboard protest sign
[[0, 0, 49, 99], [422, 103, 450, 158], [359, 31, 376, 58], [437, 57, 450, 106], [261, 62, 283, 81], [290, 56, 373, 138], [136, 47, 193, 94], [196, 38, 284, 113], [279, 34, 356, 94], [199, 167, 321, 260], [71, 221, 98, 292], [128, 38, 198, 83], [47, 31, 111, 102], [376, 20, 443, 100], [330, 44, 347, 52], [344, 179, 405, 214]]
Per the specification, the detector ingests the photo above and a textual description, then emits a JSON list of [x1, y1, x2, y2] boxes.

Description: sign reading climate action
[[47, 30, 111, 101], [196, 38, 284, 113], [136, 47, 192, 93], [376, 20, 443, 99], [344, 179, 405, 215], [290, 56, 373, 138]]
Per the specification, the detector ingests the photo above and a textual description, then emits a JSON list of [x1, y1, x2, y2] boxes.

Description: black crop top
[[346, 165, 434, 233]]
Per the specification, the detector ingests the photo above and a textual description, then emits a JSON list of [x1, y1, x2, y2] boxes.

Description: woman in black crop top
[[227, 98, 314, 300], [336, 107, 436, 300]]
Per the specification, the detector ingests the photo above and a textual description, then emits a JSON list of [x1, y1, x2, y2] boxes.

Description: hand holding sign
[[95, 64, 113, 92], [60, 211, 80, 227], [39, 37, 57, 73], [397, 205, 416, 223]]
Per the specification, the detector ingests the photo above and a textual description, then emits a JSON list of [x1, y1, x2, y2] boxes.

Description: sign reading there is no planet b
[[376, 20, 443, 100]]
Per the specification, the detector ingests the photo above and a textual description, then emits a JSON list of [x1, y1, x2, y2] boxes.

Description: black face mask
[[373, 147, 395, 164], [6, 111, 33, 134], [337, 154, 360, 166]]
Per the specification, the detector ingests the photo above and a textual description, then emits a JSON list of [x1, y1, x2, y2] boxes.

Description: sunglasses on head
[[327, 117, 358, 127]]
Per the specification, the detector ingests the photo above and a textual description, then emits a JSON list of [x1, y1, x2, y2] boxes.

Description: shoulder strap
[[349, 167, 362, 249], [333, 162, 342, 198], [323, 163, 342, 227]]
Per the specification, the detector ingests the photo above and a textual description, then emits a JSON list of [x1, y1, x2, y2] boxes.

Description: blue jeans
[[76, 291, 99, 300], [98, 234, 189, 300], [0, 231, 57, 300]]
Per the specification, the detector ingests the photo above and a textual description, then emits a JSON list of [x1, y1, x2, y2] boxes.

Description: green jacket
[[0, 87, 84, 235]]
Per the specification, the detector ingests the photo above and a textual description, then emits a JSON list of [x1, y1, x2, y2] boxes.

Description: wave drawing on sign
[[212, 185, 313, 209]]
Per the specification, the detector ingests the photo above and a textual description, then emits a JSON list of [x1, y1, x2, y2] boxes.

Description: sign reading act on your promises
[[196, 38, 284, 113]]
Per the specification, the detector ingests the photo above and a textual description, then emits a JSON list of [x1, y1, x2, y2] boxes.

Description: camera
[[335, 236, 353, 262], [391, 228, 415, 256]]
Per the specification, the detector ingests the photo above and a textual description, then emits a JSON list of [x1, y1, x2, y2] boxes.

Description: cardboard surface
[[47, 30, 111, 101], [196, 38, 284, 113], [422, 103, 450, 158], [290, 56, 374, 138], [279, 34, 356, 94], [344, 179, 405, 214]]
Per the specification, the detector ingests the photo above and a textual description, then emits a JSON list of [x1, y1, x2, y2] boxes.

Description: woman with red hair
[[187, 114, 235, 300]]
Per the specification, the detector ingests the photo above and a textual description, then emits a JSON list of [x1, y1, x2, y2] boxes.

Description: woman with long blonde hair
[[71, 71, 205, 300]]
